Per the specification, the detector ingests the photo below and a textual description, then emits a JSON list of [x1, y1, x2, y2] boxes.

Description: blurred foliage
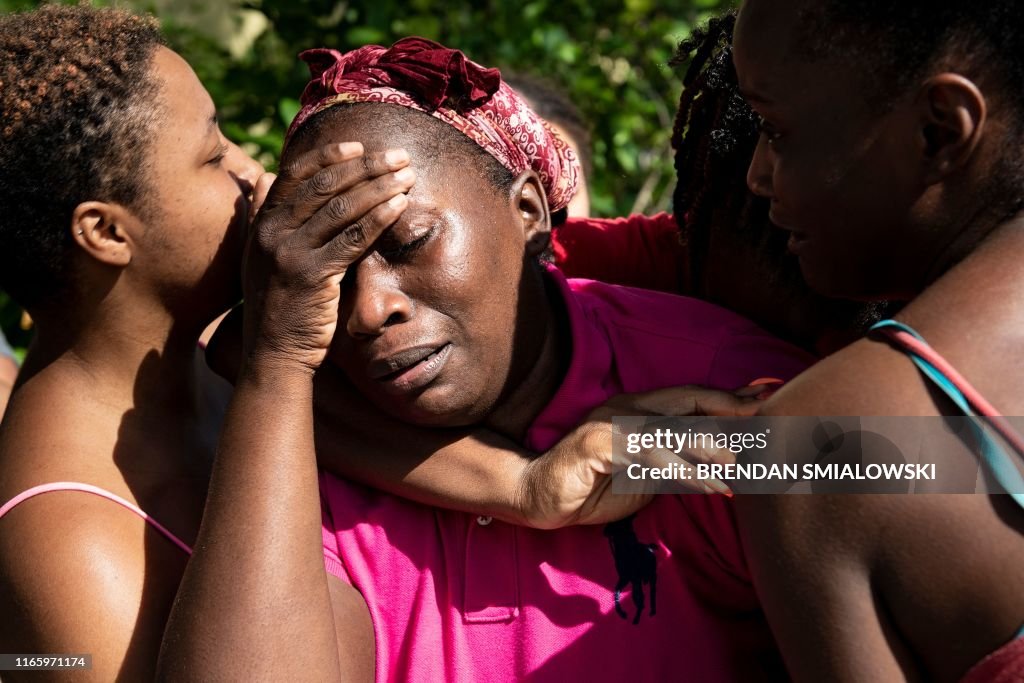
[[0, 0, 736, 355], [0, 291, 27, 362]]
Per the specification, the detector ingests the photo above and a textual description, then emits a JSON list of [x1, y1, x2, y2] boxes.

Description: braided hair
[[670, 12, 765, 297], [0, 5, 165, 309]]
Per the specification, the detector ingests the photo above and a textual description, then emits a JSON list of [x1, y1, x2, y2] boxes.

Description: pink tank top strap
[[0, 482, 193, 555]]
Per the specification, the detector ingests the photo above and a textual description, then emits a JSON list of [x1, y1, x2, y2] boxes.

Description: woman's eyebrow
[[200, 111, 219, 142], [400, 205, 445, 223]]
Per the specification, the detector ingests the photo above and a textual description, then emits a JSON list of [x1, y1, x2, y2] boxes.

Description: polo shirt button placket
[[463, 516, 519, 623]]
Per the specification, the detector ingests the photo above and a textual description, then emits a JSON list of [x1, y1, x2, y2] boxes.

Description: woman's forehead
[[735, 0, 804, 71], [151, 47, 216, 131], [292, 105, 425, 160], [314, 117, 393, 151], [735, 1, 867, 113]]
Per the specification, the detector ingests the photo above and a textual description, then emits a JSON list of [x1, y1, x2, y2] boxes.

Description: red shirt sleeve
[[551, 213, 685, 293]]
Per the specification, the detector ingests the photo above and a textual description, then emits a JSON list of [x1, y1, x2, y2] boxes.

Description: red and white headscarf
[[285, 37, 580, 212]]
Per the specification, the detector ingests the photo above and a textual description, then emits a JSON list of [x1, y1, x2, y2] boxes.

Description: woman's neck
[[483, 268, 570, 443], [919, 193, 1014, 294], [903, 212, 1024, 330], [892, 214, 1024, 414], [21, 302, 207, 419], [2, 300, 220, 490]]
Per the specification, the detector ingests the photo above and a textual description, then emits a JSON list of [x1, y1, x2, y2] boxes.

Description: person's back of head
[[796, 0, 1024, 210], [735, 0, 1024, 301]]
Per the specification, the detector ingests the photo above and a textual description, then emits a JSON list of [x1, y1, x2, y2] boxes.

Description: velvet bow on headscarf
[[285, 37, 580, 212]]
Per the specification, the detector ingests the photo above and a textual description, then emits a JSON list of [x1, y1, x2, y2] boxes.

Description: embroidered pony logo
[[603, 515, 657, 624]]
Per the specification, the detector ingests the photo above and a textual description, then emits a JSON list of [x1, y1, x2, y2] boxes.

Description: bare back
[[738, 225, 1024, 681]]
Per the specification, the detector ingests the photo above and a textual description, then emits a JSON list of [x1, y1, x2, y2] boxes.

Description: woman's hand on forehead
[[241, 141, 416, 375]]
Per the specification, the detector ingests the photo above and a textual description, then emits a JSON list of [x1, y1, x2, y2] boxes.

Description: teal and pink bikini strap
[[872, 319, 1024, 644], [0, 481, 193, 555], [871, 320, 1024, 508]]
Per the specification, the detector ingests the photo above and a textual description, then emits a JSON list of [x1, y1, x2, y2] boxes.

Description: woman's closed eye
[[377, 225, 436, 261], [207, 142, 229, 166]]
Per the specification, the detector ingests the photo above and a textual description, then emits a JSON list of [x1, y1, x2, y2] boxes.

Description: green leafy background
[[0, 0, 735, 357]]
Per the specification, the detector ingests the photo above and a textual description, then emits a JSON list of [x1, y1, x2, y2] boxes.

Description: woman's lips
[[371, 343, 453, 395], [787, 231, 810, 255], [768, 208, 810, 255]]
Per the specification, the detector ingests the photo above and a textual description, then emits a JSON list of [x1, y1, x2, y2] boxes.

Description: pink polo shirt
[[319, 268, 813, 682]]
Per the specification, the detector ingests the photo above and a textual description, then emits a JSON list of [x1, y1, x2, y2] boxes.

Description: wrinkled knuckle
[[307, 167, 336, 196], [325, 195, 354, 224], [312, 148, 332, 169], [254, 224, 279, 252], [269, 242, 289, 266], [343, 218, 369, 247], [280, 157, 304, 180], [273, 244, 302, 273], [294, 259, 320, 286], [361, 153, 379, 176], [375, 172, 402, 195]]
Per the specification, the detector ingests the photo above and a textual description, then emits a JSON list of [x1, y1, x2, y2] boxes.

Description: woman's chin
[[374, 391, 480, 429]]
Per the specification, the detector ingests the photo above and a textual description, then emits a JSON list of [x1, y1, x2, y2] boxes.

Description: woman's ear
[[511, 171, 551, 257], [70, 201, 140, 267], [916, 73, 986, 184]]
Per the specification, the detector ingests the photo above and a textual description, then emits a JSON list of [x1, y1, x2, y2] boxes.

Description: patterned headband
[[285, 37, 580, 212]]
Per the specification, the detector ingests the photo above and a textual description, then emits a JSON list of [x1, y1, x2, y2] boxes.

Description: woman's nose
[[746, 135, 775, 199], [344, 262, 413, 339], [228, 141, 264, 194]]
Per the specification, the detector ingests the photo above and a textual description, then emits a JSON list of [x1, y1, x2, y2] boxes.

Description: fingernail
[[385, 149, 410, 166], [749, 377, 785, 387], [387, 194, 408, 209], [735, 383, 774, 398], [704, 478, 733, 497], [338, 142, 363, 157], [394, 167, 415, 183]]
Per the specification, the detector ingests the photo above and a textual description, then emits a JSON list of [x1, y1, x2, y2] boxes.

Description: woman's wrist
[[511, 455, 544, 528], [236, 350, 319, 401]]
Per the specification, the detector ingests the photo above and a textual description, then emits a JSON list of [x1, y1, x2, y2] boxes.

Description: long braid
[[670, 12, 762, 295]]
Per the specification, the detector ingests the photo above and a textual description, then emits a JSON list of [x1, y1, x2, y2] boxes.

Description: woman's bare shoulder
[[759, 333, 935, 418], [0, 481, 189, 681]]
